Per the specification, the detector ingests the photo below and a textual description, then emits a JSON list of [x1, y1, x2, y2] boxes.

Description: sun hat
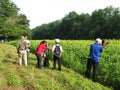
[[96, 38, 102, 43], [55, 39, 60, 43]]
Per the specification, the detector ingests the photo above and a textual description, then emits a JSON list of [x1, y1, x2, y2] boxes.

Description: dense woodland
[[0, 0, 120, 40], [32, 6, 120, 40], [0, 0, 31, 41]]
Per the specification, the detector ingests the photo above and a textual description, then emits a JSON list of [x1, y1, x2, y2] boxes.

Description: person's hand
[[48, 46, 52, 50], [47, 43, 49, 46]]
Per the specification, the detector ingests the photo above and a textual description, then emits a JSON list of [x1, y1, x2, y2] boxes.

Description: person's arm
[[100, 46, 103, 53], [27, 40, 30, 47], [52, 45, 56, 52], [88, 44, 92, 58], [16, 43, 20, 53], [43, 44, 49, 50], [25, 42, 29, 49], [60, 46, 63, 53]]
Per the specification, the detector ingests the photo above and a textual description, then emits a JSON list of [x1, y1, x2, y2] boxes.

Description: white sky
[[11, 0, 120, 29]]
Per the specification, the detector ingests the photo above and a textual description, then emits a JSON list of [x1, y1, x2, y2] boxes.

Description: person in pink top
[[36, 40, 49, 69]]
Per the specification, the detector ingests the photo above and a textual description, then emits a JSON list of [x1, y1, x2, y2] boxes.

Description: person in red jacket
[[36, 40, 49, 69]]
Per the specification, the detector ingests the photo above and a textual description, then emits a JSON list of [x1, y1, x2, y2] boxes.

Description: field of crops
[[10, 40, 120, 90]]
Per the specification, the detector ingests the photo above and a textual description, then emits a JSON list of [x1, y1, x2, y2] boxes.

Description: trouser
[[85, 58, 99, 82], [36, 54, 42, 69], [53, 55, 61, 71], [18, 50, 27, 66], [44, 56, 50, 67], [26, 51, 30, 62]]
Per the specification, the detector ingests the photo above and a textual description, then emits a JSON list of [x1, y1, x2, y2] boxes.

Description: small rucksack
[[19, 41, 26, 50], [54, 45, 61, 58]]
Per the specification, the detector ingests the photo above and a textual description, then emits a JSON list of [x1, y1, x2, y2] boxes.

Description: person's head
[[96, 38, 102, 44], [21, 36, 25, 41], [24, 36, 28, 40], [40, 40, 47, 45], [21, 36, 25, 40], [55, 39, 60, 44]]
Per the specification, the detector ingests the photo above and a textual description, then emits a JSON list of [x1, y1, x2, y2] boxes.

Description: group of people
[[17, 36, 107, 81], [17, 37, 63, 71], [35, 38, 63, 71]]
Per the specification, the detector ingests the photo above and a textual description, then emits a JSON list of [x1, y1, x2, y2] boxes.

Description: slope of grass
[[0, 43, 112, 90]]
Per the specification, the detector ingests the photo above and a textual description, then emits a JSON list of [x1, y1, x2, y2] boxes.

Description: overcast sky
[[11, 0, 120, 29]]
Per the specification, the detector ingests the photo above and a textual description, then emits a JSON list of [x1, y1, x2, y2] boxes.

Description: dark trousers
[[36, 54, 42, 69], [53, 55, 61, 71], [27, 51, 29, 62], [44, 56, 50, 67], [85, 58, 99, 82]]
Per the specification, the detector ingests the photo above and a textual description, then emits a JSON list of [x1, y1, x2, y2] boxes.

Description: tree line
[[32, 6, 120, 40], [0, 0, 31, 41], [1, 0, 120, 40]]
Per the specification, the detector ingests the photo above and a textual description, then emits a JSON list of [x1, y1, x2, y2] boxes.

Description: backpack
[[19, 41, 26, 50], [54, 45, 61, 58]]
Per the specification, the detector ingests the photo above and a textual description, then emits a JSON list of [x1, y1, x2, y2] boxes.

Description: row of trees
[[32, 6, 120, 40], [1, 0, 120, 40], [0, 0, 31, 40]]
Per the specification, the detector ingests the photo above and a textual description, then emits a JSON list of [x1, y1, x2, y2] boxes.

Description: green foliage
[[32, 6, 120, 40], [32, 20, 61, 39], [0, 67, 4, 72], [10, 40, 120, 90], [0, 0, 32, 40], [1, 43, 111, 90], [6, 71, 23, 85]]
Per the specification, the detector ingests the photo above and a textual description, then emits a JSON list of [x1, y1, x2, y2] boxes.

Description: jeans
[[85, 58, 99, 82], [36, 54, 42, 69]]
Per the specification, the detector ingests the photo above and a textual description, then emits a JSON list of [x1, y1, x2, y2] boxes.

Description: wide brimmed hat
[[96, 38, 102, 43], [55, 39, 60, 43]]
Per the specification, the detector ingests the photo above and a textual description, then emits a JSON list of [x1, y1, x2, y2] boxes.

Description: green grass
[[0, 43, 112, 90]]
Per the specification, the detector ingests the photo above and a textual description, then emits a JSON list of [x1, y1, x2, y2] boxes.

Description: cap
[[55, 39, 60, 43], [96, 38, 102, 43]]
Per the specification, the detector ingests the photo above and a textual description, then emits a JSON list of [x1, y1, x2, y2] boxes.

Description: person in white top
[[52, 39, 63, 71], [24, 36, 30, 62]]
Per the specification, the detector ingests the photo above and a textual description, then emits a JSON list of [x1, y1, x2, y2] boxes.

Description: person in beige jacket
[[17, 36, 28, 66]]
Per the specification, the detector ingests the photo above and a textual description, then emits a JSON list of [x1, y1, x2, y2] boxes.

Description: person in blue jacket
[[85, 38, 103, 82]]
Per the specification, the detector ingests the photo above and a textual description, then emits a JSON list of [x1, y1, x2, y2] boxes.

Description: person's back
[[18, 40, 26, 50], [90, 43, 103, 62], [85, 38, 103, 82], [52, 39, 62, 71], [54, 44, 61, 58], [17, 36, 26, 51], [17, 36, 27, 66]]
